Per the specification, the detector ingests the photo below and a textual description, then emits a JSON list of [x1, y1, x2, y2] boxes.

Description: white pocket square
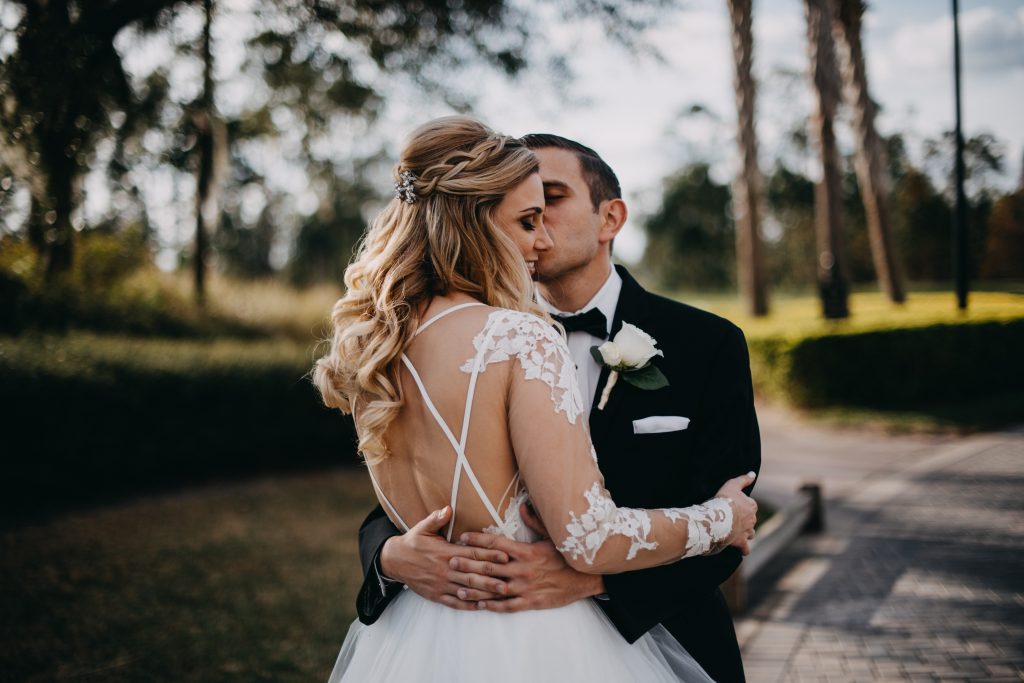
[[632, 415, 690, 434]]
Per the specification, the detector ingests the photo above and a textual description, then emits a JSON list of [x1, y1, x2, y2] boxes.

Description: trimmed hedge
[[4, 316, 1020, 521], [0, 334, 356, 523], [748, 318, 1024, 408]]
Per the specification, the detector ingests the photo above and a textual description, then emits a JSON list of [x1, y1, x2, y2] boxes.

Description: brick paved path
[[740, 425, 1024, 682]]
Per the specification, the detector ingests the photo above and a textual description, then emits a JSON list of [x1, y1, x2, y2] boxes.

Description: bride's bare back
[[367, 299, 522, 540]]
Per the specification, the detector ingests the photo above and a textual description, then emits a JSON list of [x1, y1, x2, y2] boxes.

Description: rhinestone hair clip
[[395, 170, 417, 204]]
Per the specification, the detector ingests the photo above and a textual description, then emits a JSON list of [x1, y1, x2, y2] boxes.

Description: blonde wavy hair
[[313, 116, 546, 463]]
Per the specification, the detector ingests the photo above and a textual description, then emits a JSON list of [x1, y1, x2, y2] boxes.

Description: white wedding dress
[[327, 303, 730, 682]]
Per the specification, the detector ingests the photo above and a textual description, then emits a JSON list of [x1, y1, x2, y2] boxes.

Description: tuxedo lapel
[[588, 266, 653, 446]]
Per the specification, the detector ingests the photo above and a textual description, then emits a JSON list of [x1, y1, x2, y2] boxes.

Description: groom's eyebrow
[[542, 180, 570, 193]]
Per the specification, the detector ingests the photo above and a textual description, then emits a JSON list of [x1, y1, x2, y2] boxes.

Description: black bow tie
[[552, 308, 609, 339]]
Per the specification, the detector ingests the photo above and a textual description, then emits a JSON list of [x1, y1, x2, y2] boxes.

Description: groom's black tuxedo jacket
[[355, 266, 761, 682]]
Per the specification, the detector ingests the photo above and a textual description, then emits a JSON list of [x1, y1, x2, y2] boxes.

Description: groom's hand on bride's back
[[453, 503, 605, 613], [379, 505, 511, 611]]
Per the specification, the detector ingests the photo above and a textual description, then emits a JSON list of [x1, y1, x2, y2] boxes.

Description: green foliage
[[0, 232, 340, 339], [642, 163, 734, 291], [891, 168, 953, 281], [980, 189, 1024, 279], [288, 178, 373, 287], [747, 318, 1024, 411], [0, 333, 355, 521], [764, 163, 817, 290]]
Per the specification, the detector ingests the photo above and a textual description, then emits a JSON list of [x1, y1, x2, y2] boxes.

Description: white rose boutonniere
[[590, 322, 670, 410]]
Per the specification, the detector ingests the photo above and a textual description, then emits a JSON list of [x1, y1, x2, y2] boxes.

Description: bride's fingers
[[735, 471, 757, 489]]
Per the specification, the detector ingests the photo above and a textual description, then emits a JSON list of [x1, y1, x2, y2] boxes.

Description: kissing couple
[[314, 116, 761, 682]]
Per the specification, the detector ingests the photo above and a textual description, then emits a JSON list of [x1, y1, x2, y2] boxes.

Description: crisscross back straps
[[414, 302, 485, 337], [374, 303, 520, 539]]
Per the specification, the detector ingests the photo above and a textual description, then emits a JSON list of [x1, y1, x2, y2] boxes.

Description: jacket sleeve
[[601, 324, 761, 642], [355, 504, 405, 625]]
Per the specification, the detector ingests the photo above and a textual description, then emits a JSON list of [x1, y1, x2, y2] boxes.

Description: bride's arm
[[504, 315, 757, 575]]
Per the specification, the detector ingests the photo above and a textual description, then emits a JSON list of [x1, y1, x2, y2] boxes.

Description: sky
[[380, 0, 1024, 262]]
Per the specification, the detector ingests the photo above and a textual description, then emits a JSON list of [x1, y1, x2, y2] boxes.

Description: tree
[[979, 188, 1024, 280], [804, 0, 849, 318], [764, 163, 818, 291], [0, 0, 180, 280], [726, 0, 769, 316], [191, 0, 227, 304], [923, 130, 1006, 278], [831, 0, 905, 303], [642, 163, 734, 292], [1, 0, 661, 295], [893, 168, 952, 282]]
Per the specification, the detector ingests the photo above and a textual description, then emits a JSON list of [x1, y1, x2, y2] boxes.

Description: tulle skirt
[[328, 589, 715, 682]]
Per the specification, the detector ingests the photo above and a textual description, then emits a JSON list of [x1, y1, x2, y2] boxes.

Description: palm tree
[[832, 0, 906, 303], [804, 0, 849, 318], [727, 0, 770, 316]]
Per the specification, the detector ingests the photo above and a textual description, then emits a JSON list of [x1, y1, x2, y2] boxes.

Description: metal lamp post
[[952, 0, 968, 310]]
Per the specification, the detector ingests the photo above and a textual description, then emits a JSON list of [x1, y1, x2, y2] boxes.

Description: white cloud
[[882, 6, 1024, 74]]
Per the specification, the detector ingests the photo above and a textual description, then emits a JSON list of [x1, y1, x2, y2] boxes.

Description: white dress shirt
[[538, 267, 622, 414]]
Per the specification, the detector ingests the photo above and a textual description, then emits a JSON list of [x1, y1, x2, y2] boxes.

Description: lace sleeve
[[490, 311, 735, 574]]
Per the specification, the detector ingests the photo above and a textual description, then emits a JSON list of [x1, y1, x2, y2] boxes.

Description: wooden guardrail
[[722, 483, 824, 614]]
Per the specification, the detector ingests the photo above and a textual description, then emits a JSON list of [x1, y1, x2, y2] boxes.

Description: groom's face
[[532, 147, 604, 282]]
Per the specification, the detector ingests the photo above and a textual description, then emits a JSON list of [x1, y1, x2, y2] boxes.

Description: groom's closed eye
[[542, 181, 569, 204]]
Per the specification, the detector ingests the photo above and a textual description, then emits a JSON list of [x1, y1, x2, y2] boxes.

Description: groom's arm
[[600, 323, 761, 642], [355, 505, 405, 624]]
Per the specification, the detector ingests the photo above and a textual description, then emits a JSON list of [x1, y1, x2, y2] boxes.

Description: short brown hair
[[521, 133, 621, 212]]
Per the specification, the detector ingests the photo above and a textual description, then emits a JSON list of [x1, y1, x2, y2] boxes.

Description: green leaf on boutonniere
[[621, 364, 669, 390], [590, 346, 606, 366]]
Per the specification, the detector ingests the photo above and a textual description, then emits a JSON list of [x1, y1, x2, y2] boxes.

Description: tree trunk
[[193, 0, 219, 305], [832, 0, 906, 303], [727, 0, 770, 317], [45, 157, 76, 278], [804, 0, 849, 319]]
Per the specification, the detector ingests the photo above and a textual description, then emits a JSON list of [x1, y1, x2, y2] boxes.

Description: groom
[[355, 134, 761, 682]]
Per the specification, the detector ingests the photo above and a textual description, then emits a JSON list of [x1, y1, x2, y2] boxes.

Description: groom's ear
[[597, 198, 627, 246]]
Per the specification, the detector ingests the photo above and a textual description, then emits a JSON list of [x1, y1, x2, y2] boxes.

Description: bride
[[313, 116, 757, 682]]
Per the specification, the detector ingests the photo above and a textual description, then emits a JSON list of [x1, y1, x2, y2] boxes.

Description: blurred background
[[1, 0, 1021, 681]]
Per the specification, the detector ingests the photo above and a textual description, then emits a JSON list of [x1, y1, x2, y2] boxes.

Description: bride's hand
[[714, 471, 758, 556]]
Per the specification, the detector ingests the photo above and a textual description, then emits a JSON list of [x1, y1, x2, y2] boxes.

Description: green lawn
[[0, 469, 377, 683], [678, 290, 1024, 340]]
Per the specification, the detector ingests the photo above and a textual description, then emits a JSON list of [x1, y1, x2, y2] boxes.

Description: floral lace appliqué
[[665, 498, 734, 559], [557, 483, 658, 564], [559, 489, 735, 565], [482, 488, 529, 540], [460, 310, 585, 424]]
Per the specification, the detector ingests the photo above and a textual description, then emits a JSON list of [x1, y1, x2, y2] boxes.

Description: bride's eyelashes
[[520, 217, 537, 232]]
